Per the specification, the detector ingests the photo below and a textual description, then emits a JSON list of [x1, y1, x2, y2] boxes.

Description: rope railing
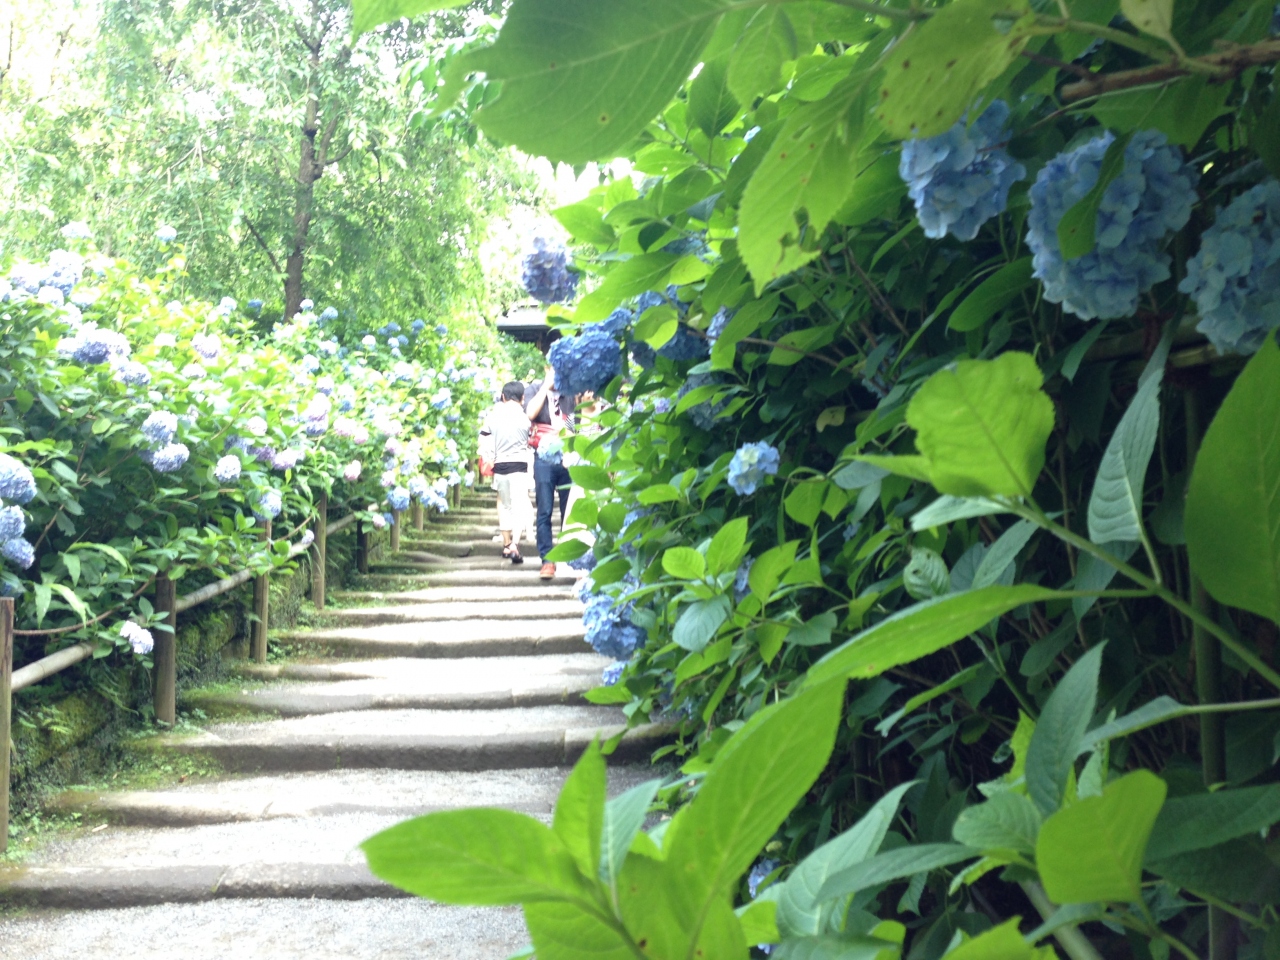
[[0, 494, 392, 852]]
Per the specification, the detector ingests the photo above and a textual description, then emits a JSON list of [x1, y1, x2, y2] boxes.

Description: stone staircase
[[0, 495, 659, 960]]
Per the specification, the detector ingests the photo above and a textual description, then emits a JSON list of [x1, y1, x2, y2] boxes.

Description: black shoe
[[510, 550, 524, 564]]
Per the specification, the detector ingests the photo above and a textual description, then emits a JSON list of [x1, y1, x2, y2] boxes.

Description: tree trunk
[[284, 87, 321, 319]]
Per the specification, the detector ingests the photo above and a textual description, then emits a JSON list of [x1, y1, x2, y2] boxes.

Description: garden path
[[0, 494, 658, 959]]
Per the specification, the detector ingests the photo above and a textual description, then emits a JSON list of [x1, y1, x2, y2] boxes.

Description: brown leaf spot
[[548, 62, 556, 69], [902, 59, 910, 69], [599, 114, 609, 124], [946, 59, 957, 69], [779, 151, 788, 160]]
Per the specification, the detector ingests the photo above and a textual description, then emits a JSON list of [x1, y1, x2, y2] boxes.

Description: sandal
[[509, 548, 524, 564]]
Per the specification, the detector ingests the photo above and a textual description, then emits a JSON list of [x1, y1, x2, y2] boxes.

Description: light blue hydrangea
[[1026, 130, 1197, 320], [0, 455, 37, 505], [653, 397, 671, 414], [271, 449, 302, 472], [113, 360, 152, 387], [156, 224, 177, 244], [216, 296, 237, 316], [435, 323, 448, 336], [141, 411, 178, 446], [300, 299, 314, 312], [361, 334, 377, 348], [706, 307, 735, 346], [411, 318, 426, 333], [247, 299, 264, 314], [747, 858, 780, 900], [213, 455, 242, 483], [582, 594, 646, 660], [254, 489, 283, 520], [728, 442, 780, 495], [192, 333, 220, 361], [521, 236, 579, 304], [592, 307, 632, 341], [59, 325, 132, 365], [300, 354, 321, 374], [1, 537, 34, 569], [900, 100, 1025, 241], [388, 486, 411, 512], [149, 442, 189, 473], [0, 506, 25, 541], [1179, 179, 1280, 354], [548, 328, 621, 398], [733, 557, 754, 601], [320, 306, 339, 322], [602, 661, 625, 686]]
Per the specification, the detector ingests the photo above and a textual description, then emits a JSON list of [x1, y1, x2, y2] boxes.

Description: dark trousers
[[534, 457, 572, 560]]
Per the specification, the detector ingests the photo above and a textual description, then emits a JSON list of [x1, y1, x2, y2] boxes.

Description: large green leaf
[[1025, 645, 1104, 815], [1087, 363, 1162, 545], [362, 808, 588, 904], [738, 75, 874, 288], [726, 6, 799, 105], [688, 56, 741, 138], [352, 0, 469, 36], [775, 782, 916, 937], [869, 352, 1054, 498], [673, 596, 732, 652], [815, 843, 978, 901], [876, 0, 1036, 139], [805, 585, 1064, 687], [553, 741, 606, 880], [600, 778, 663, 889], [470, 0, 729, 162], [951, 791, 1041, 857], [1036, 770, 1166, 904], [1144, 784, 1280, 862], [1185, 336, 1280, 623], [942, 919, 1056, 960], [575, 253, 680, 322], [666, 677, 847, 914], [524, 900, 635, 960]]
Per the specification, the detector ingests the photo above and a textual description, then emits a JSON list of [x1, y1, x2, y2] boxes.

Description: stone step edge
[[180, 684, 595, 717], [0, 863, 406, 909], [328, 588, 576, 604], [266, 634, 590, 660], [161, 723, 674, 773]]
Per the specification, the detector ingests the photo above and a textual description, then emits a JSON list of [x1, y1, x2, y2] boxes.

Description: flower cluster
[[120, 621, 154, 655], [0, 454, 38, 504], [1179, 179, 1280, 354], [1027, 130, 1197, 320], [213, 455, 242, 483], [728, 442, 780, 495], [520, 236, 579, 304], [255, 489, 283, 520], [582, 594, 646, 660], [677, 373, 726, 431], [548, 328, 621, 399], [899, 100, 1025, 241], [57, 324, 132, 366]]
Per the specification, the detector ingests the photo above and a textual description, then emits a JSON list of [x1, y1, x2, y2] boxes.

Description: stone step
[[400, 539, 511, 557], [49, 766, 658, 826], [304, 597, 583, 626], [186, 653, 607, 716], [370, 556, 547, 575], [408, 523, 501, 540], [158, 705, 669, 773], [0, 898, 526, 957], [351, 569, 579, 588], [273, 617, 589, 658], [330, 584, 576, 605]]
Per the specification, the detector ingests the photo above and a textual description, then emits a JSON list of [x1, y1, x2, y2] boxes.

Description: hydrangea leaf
[[688, 56, 740, 138], [725, 6, 799, 106], [469, 0, 728, 162], [1086, 369, 1162, 545], [524, 900, 636, 960], [905, 351, 1055, 498], [876, 0, 1036, 139], [1036, 770, 1166, 904], [576, 254, 680, 322], [552, 741, 606, 880], [739, 74, 876, 289], [1119, 0, 1176, 45], [1185, 336, 1280, 623]]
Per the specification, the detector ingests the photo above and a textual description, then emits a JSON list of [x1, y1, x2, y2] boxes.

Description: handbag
[[530, 421, 558, 450]]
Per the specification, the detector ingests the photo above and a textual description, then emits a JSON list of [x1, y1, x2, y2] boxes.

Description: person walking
[[480, 381, 532, 564], [525, 365, 574, 580]]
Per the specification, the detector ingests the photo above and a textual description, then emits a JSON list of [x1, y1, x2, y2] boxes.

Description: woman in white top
[[479, 381, 532, 564]]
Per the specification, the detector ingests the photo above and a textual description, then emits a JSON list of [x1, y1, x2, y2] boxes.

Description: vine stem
[[1020, 881, 1105, 960], [1013, 504, 1280, 691]]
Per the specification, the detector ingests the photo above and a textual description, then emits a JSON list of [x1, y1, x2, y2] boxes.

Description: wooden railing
[[0, 494, 387, 853]]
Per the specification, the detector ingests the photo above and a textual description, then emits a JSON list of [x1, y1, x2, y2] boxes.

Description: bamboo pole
[[0, 598, 12, 854], [251, 520, 271, 663], [153, 574, 177, 725], [311, 493, 327, 610], [390, 510, 401, 553], [411, 500, 423, 532], [356, 521, 369, 575]]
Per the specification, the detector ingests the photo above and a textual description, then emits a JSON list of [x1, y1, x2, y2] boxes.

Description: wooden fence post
[[0, 598, 12, 854], [251, 520, 271, 663], [153, 574, 177, 725], [356, 521, 369, 575], [390, 510, 401, 553], [311, 493, 327, 611], [411, 500, 423, 532]]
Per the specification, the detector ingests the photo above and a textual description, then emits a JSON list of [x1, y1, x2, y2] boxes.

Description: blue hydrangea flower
[[548, 328, 621, 398], [156, 224, 177, 244], [568, 546, 597, 571], [300, 299, 314, 312], [120, 621, 154, 655], [407, 476, 429, 501], [733, 556, 754, 601], [582, 594, 646, 660], [592, 308, 633, 341], [60, 325, 131, 365], [320, 306, 339, 322], [1026, 130, 1198, 320], [141, 411, 178, 446], [899, 100, 1025, 241], [247, 299, 264, 314], [630, 340, 656, 369], [149, 442, 189, 473], [192, 332, 220, 361], [747, 858, 780, 899], [216, 296, 237, 316], [1179, 179, 1280, 354], [38, 286, 65, 306], [113, 361, 152, 387], [0, 506, 25, 541], [411, 318, 426, 333], [388, 486, 411, 512], [271, 449, 302, 472], [255, 490, 283, 520], [658, 324, 709, 362], [602, 661, 626, 686], [1, 537, 34, 569], [0, 455, 39, 506], [213, 455, 242, 483], [706, 307, 735, 346], [396, 335, 408, 347], [728, 442, 780, 495], [677, 373, 726, 431], [300, 354, 321, 374], [435, 323, 448, 336], [521, 236, 579, 304], [653, 397, 671, 414]]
